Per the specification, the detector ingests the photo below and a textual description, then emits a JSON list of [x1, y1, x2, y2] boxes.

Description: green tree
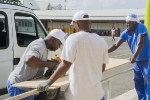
[[0, 0, 22, 5]]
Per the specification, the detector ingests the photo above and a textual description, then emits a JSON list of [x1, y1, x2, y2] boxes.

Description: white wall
[[91, 23, 97, 29], [91, 22, 126, 31], [48, 21, 71, 29], [123, 23, 127, 31], [47, 21, 126, 31], [101, 23, 106, 29]]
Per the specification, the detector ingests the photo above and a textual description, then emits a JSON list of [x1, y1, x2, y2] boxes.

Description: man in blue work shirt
[[108, 13, 149, 100]]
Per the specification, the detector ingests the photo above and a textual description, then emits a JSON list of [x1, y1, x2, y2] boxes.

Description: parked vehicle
[[0, 3, 61, 100]]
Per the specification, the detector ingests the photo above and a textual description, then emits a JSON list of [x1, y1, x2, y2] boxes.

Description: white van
[[0, 3, 61, 100]]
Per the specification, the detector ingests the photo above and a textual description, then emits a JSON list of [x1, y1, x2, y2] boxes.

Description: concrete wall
[[91, 22, 126, 32], [45, 21, 127, 35]]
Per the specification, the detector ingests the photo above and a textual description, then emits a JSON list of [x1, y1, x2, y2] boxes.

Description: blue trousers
[[7, 80, 34, 100], [133, 61, 148, 100]]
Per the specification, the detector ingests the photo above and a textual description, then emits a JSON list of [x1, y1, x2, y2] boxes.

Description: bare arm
[[130, 34, 145, 63], [24, 55, 55, 69], [102, 64, 106, 72], [108, 40, 124, 53], [48, 60, 72, 83]]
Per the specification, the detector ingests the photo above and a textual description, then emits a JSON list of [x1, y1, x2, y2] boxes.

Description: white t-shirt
[[111, 29, 116, 35], [8, 38, 48, 84], [61, 31, 109, 100]]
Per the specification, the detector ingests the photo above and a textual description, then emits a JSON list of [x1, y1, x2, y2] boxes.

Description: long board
[[6, 58, 130, 100], [12, 75, 69, 89]]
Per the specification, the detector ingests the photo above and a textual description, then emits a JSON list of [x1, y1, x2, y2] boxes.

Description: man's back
[[70, 31, 108, 81], [61, 31, 109, 100]]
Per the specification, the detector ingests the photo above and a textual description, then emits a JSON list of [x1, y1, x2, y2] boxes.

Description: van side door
[[11, 10, 47, 65], [0, 9, 13, 94]]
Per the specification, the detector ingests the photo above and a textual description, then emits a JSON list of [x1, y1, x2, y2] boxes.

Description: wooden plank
[[5, 89, 39, 100], [12, 75, 69, 89], [7, 76, 69, 100], [12, 58, 129, 89], [106, 58, 130, 70], [6, 58, 130, 100]]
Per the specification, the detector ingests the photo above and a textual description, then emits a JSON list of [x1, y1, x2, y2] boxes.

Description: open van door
[[10, 9, 60, 100], [11, 10, 45, 64], [0, 9, 13, 95]]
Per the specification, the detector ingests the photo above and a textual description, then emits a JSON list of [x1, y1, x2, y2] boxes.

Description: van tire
[[34, 88, 60, 100]]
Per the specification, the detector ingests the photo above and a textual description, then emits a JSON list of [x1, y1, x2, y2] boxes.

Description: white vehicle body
[[0, 3, 61, 100]]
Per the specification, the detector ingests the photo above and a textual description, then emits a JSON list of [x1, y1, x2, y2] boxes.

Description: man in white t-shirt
[[37, 11, 109, 100], [7, 29, 66, 100]]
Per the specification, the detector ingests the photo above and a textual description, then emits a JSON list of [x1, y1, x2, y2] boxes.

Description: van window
[[15, 13, 46, 47], [37, 20, 46, 38], [0, 13, 8, 49]]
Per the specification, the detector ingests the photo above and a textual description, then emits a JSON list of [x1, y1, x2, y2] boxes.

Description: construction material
[[5, 76, 69, 100], [106, 58, 130, 70], [5, 58, 129, 100], [12, 75, 69, 89], [6, 89, 39, 100]]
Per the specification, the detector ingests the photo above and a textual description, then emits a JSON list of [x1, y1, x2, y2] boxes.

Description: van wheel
[[34, 88, 60, 100]]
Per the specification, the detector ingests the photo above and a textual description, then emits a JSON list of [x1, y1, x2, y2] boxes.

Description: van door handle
[[13, 58, 20, 65]]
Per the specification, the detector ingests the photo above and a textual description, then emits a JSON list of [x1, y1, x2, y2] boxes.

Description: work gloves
[[37, 60, 59, 91], [37, 79, 52, 91]]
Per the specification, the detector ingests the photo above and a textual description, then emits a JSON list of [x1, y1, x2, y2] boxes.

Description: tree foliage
[[0, 0, 22, 5]]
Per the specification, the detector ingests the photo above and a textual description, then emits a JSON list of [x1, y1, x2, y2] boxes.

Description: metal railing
[[102, 67, 134, 100]]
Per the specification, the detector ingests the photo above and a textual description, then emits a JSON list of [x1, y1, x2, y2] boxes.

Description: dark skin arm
[[130, 34, 145, 63], [24, 55, 55, 69], [108, 40, 124, 53], [49, 61, 105, 84], [37, 60, 108, 91], [102, 64, 106, 72], [48, 60, 72, 84]]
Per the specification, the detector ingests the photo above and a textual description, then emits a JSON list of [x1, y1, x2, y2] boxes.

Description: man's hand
[[47, 62, 56, 70], [130, 56, 136, 64], [130, 34, 144, 64], [37, 79, 52, 91]]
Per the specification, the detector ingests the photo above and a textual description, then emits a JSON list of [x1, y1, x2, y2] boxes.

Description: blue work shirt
[[120, 22, 149, 61]]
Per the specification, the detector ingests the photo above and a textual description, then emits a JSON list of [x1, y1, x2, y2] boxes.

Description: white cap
[[126, 13, 140, 23], [49, 29, 66, 45], [70, 11, 89, 25]]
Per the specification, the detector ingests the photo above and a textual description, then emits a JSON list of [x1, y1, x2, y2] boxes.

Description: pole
[[144, 0, 150, 34], [65, 0, 66, 10], [144, 0, 150, 99]]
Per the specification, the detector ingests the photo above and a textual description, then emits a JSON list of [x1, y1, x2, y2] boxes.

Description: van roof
[[0, 3, 33, 13]]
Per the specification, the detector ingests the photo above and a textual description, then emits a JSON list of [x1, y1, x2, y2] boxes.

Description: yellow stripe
[[144, 0, 150, 35]]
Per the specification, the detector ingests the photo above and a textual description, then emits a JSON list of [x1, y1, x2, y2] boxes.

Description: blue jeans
[[133, 61, 148, 100], [7, 80, 34, 100]]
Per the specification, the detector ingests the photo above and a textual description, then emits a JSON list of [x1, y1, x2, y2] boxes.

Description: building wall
[[47, 21, 74, 33], [43, 21, 127, 35], [91, 22, 126, 31]]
